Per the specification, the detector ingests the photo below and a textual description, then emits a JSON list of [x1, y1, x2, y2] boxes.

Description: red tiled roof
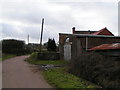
[[91, 27, 114, 36], [88, 43, 120, 51]]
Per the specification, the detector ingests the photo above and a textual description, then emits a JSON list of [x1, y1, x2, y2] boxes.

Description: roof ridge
[[91, 27, 114, 36]]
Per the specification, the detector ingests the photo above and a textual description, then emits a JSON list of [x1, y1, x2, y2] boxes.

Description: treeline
[[2, 39, 30, 55]]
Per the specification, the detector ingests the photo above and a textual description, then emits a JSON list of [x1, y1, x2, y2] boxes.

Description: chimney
[[88, 30, 91, 34], [72, 27, 75, 34]]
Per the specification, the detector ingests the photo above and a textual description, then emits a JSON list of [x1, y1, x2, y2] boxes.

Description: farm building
[[88, 43, 120, 58], [59, 27, 120, 61]]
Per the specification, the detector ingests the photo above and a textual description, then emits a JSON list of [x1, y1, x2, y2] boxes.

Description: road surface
[[2, 56, 52, 88]]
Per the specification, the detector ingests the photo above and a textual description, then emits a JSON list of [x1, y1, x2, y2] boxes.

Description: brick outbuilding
[[59, 27, 120, 61]]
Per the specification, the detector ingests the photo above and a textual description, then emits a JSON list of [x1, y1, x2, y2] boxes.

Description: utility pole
[[40, 18, 44, 52], [86, 37, 88, 51], [28, 34, 29, 44]]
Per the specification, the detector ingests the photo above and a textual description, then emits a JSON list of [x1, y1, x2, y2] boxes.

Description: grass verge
[[0, 54, 16, 61], [42, 67, 97, 88], [25, 52, 99, 88], [25, 58, 68, 65]]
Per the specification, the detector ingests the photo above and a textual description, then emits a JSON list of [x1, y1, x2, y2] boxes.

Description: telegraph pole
[[28, 34, 29, 44], [40, 18, 44, 52]]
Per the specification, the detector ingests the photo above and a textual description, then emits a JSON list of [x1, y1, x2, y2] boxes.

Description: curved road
[[2, 56, 52, 88]]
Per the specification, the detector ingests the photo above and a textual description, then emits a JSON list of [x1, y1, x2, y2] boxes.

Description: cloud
[[1, 0, 119, 44]]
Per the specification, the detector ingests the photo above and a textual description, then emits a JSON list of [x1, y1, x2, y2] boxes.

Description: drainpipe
[[86, 37, 88, 51]]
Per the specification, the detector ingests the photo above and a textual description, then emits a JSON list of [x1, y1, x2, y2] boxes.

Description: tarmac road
[[2, 55, 52, 88]]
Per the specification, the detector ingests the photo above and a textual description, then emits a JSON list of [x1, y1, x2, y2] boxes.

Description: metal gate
[[64, 44, 71, 61]]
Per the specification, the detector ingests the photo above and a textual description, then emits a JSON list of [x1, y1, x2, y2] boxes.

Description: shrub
[[2, 39, 29, 55], [29, 52, 38, 60], [68, 52, 120, 88]]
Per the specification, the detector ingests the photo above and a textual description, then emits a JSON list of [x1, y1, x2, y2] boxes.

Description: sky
[[0, 0, 119, 44]]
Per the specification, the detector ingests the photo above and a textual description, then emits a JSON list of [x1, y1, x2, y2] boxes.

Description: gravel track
[[2, 56, 52, 88]]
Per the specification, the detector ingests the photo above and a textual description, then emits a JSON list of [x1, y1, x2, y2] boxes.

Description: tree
[[51, 38, 57, 51], [47, 38, 57, 51], [47, 38, 52, 51]]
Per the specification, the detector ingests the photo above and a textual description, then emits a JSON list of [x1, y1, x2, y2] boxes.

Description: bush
[[29, 52, 39, 60], [2, 39, 31, 55], [68, 52, 120, 88], [2, 39, 24, 55]]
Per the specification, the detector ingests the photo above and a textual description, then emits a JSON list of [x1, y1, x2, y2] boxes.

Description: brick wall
[[59, 33, 120, 60]]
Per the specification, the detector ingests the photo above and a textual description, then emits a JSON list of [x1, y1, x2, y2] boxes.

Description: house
[[59, 27, 120, 61], [90, 27, 114, 36], [72, 27, 97, 34], [72, 27, 114, 36]]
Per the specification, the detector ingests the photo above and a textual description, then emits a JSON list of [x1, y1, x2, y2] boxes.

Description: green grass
[[26, 53, 99, 88], [43, 68, 97, 88], [25, 52, 68, 65], [0, 54, 16, 61], [25, 58, 68, 65]]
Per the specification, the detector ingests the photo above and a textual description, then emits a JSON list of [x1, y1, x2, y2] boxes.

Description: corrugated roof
[[88, 43, 120, 51]]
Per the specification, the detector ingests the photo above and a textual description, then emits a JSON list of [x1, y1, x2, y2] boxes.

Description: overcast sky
[[0, 0, 119, 44]]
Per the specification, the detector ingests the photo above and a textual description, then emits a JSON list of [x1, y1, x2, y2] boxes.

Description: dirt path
[[2, 56, 53, 88]]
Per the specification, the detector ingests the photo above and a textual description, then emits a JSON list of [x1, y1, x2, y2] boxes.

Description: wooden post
[[28, 34, 29, 44], [86, 37, 88, 51], [40, 18, 44, 52]]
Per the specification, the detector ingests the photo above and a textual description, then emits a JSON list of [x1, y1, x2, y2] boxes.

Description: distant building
[[59, 27, 120, 61]]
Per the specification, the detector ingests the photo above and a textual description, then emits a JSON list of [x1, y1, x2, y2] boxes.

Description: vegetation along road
[[2, 56, 52, 88]]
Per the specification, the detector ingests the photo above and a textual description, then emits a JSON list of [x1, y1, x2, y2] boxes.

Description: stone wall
[[37, 52, 60, 60]]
